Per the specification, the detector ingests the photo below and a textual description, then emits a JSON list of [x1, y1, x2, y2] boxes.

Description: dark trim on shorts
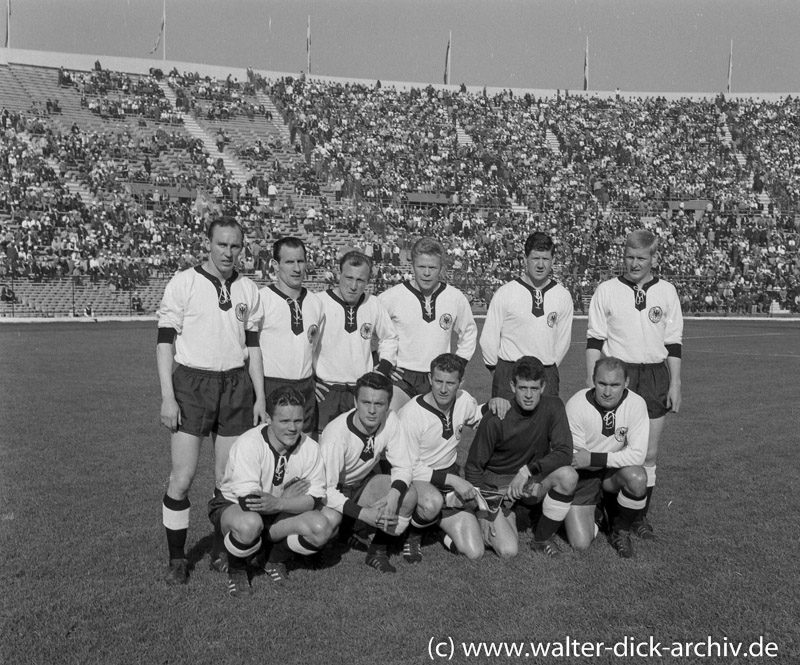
[[491, 358, 560, 399], [393, 367, 431, 398], [626, 361, 670, 418], [173, 364, 253, 437]]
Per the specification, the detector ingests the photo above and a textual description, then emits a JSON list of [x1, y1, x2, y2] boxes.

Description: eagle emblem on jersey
[[614, 427, 628, 444], [602, 410, 616, 437], [439, 313, 453, 330], [547, 312, 557, 328], [235, 303, 249, 322], [648, 306, 663, 323], [360, 322, 373, 339], [307, 324, 319, 345]]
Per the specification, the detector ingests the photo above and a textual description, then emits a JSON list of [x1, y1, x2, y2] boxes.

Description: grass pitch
[[1, 318, 799, 664]]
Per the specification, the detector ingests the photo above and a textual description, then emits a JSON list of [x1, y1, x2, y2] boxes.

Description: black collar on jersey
[[586, 389, 629, 437], [514, 277, 557, 318], [327, 289, 366, 333], [195, 265, 238, 312], [269, 284, 307, 335], [403, 280, 446, 323], [346, 411, 379, 462], [260, 425, 302, 486], [417, 394, 455, 439], [618, 275, 660, 312]]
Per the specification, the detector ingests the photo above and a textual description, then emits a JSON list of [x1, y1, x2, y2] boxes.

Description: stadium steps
[[157, 81, 251, 189], [545, 128, 561, 154], [0, 64, 34, 112], [455, 122, 473, 146]]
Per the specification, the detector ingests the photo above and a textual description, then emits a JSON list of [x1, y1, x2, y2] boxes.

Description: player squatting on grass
[[430, 636, 780, 659]]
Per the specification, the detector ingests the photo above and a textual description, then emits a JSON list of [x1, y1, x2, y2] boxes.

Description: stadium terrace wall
[[2, 47, 798, 101]]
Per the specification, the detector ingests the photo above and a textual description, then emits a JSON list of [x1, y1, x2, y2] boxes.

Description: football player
[[258, 237, 323, 434], [319, 372, 418, 573], [480, 232, 573, 402], [564, 357, 649, 558], [464, 356, 577, 558], [156, 217, 265, 585], [397, 353, 486, 561], [378, 237, 477, 412], [586, 229, 683, 539], [313, 251, 398, 437], [208, 386, 332, 597]]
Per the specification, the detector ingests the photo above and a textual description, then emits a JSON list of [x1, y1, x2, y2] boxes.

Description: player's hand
[[282, 476, 310, 498], [160, 396, 181, 432], [449, 476, 478, 502], [487, 397, 511, 420], [390, 367, 405, 383], [314, 379, 330, 402], [243, 492, 283, 514], [572, 447, 591, 469], [505, 466, 531, 501], [667, 382, 682, 413], [253, 397, 267, 426]]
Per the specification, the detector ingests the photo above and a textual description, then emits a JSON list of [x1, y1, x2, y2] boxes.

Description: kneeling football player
[[464, 356, 577, 559], [208, 386, 332, 597], [319, 372, 418, 574], [564, 357, 649, 558], [397, 353, 487, 561]]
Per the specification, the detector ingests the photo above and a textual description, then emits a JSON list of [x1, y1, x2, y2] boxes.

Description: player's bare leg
[[209, 433, 241, 570], [359, 476, 417, 573], [603, 466, 647, 557], [260, 511, 334, 582], [479, 508, 518, 559], [564, 505, 597, 551], [530, 466, 577, 557], [163, 432, 203, 584], [403, 481, 443, 563], [439, 510, 484, 560], [636, 415, 665, 539]]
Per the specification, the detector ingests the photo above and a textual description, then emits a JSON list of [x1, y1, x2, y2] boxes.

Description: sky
[[5, 0, 800, 93]]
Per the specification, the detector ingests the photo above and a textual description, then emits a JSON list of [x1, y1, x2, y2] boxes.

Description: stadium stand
[[1, 51, 798, 317]]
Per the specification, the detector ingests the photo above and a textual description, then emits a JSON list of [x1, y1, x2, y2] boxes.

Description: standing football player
[[157, 217, 266, 585], [378, 237, 477, 412], [208, 386, 332, 597], [564, 357, 649, 558], [480, 231, 573, 401], [313, 251, 398, 437], [397, 353, 486, 561], [319, 372, 418, 573], [586, 229, 683, 540], [259, 237, 323, 434]]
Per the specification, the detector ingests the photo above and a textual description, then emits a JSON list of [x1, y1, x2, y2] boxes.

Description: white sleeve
[[157, 274, 185, 332], [319, 428, 348, 514], [554, 289, 574, 365], [607, 397, 650, 468], [587, 284, 608, 343], [453, 290, 477, 362], [373, 298, 399, 366], [479, 289, 503, 368]]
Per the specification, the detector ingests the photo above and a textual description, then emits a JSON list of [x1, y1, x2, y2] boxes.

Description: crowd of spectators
[[2, 66, 800, 316]]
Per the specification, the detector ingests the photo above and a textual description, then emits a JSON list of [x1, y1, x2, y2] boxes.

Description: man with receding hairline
[[586, 229, 683, 540]]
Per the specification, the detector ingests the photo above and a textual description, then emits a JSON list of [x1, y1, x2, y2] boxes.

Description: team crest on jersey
[[439, 313, 453, 330], [235, 303, 249, 322], [547, 312, 557, 328], [648, 306, 663, 323], [614, 427, 628, 444], [360, 322, 373, 339], [307, 324, 319, 344]]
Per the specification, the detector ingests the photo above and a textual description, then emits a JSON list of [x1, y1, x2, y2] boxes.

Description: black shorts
[[173, 364, 253, 438], [393, 368, 431, 398], [432, 462, 462, 518], [477, 470, 544, 511], [338, 470, 381, 506], [207, 489, 279, 532], [491, 358, 560, 400], [627, 361, 670, 418], [264, 375, 317, 434], [316, 382, 356, 434], [573, 468, 612, 507]]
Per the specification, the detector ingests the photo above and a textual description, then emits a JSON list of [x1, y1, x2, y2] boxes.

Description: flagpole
[[162, 0, 166, 62], [727, 39, 733, 94], [584, 35, 589, 91], [5, 0, 10, 50], [448, 30, 452, 85], [307, 15, 311, 75]]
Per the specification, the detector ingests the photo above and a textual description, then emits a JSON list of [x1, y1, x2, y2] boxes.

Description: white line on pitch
[[684, 333, 789, 340], [699, 350, 800, 358]]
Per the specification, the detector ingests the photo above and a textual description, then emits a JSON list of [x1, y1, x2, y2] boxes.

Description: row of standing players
[[156, 219, 683, 594]]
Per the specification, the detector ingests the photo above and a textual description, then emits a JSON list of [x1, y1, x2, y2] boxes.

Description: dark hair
[[339, 250, 373, 273], [430, 353, 466, 381], [266, 385, 305, 416], [207, 216, 244, 242], [511, 356, 546, 384], [354, 372, 393, 400], [592, 356, 628, 382], [273, 236, 307, 262], [524, 232, 555, 257]]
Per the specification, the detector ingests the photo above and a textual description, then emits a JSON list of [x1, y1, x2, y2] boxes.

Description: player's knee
[[460, 540, 485, 561], [622, 466, 648, 495], [231, 512, 263, 543], [570, 532, 594, 551], [305, 512, 334, 546], [494, 542, 518, 560], [400, 484, 419, 513], [417, 493, 443, 520], [168, 470, 194, 495], [553, 466, 578, 494]]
